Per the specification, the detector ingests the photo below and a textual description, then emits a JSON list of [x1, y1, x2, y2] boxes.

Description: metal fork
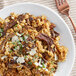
[[55, 0, 76, 32]]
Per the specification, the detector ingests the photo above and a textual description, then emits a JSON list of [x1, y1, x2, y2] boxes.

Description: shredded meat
[[50, 23, 56, 29], [17, 14, 25, 22], [50, 30, 59, 38], [0, 33, 14, 51], [0, 20, 17, 38], [36, 26, 42, 32], [32, 69, 42, 76], [36, 33, 54, 51], [4, 20, 17, 31], [42, 52, 50, 60], [29, 17, 33, 22], [3, 66, 32, 76]]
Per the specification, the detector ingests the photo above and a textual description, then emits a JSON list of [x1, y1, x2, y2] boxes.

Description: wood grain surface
[[0, 0, 76, 76]]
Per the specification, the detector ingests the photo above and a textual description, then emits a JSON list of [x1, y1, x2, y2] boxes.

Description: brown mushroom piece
[[36, 33, 54, 51]]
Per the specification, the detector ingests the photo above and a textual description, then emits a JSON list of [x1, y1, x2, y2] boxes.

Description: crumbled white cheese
[[12, 35, 19, 42], [13, 56, 18, 60], [45, 68, 49, 71], [34, 62, 42, 67], [34, 58, 42, 67], [1, 56, 7, 60], [11, 17, 14, 19], [17, 57, 25, 63], [29, 48, 37, 55], [19, 37, 23, 41], [55, 54, 58, 60]]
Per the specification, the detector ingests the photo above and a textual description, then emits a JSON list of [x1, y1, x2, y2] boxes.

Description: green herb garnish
[[20, 45, 23, 50], [21, 33, 24, 36], [0, 28, 3, 32], [51, 68, 55, 72], [35, 55, 38, 58], [28, 61, 32, 65], [15, 24, 18, 27], [42, 62, 45, 68], [22, 36, 25, 40], [17, 41, 22, 45], [33, 58, 35, 62], [22, 36, 28, 43], [50, 61, 54, 65], [12, 42, 17, 46], [26, 34, 30, 37], [37, 66, 42, 69], [0, 33, 2, 37], [9, 50, 13, 53], [14, 46, 19, 50], [24, 55, 27, 59]]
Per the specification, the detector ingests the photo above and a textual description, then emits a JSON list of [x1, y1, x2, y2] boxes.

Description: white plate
[[0, 2, 75, 76]]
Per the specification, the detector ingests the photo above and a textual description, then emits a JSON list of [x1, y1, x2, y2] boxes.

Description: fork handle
[[68, 16, 76, 33]]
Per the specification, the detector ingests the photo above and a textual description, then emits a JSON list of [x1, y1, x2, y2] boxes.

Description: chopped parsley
[[0, 33, 2, 37], [28, 61, 32, 65], [50, 61, 54, 65], [51, 68, 55, 72], [37, 66, 42, 70], [14, 46, 19, 50], [35, 55, 38, 58], [9, 50, 13, 53], [22, 36, 28, 43], [0, 28, 3, 32], [33, 58, 35, 62], [21, 33, 24, 36], [42, 62, 45, 68], [17, 41, 22, 45], [24, 55, 27, 59], [15, 24, 18, 27], [12, 42, 17, 46], [22, 36, 25, 40]]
